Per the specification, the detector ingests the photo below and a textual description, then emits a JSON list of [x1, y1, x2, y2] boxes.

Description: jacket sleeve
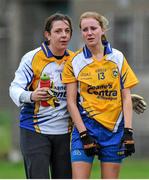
[[9, 52, 34, 107]]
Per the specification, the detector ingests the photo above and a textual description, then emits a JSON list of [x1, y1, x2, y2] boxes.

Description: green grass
[[0, 110, 149, 179], [0, 111, 11, 157], [0, 158, 149, 179], [0, 160, 25, 179], [120, 158, 149, 179], [91, 158, 149, 179]]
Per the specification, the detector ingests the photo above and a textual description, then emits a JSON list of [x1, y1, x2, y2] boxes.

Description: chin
[[61, 45, 68, 49], [59, 47, 67, 52], [86, 41, 95, 45], [87, 43, 96, 47]]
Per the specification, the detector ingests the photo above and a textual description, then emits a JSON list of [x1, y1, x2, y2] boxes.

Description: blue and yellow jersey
[[9, 42, 74, 134], [62, 43, 139, 132]]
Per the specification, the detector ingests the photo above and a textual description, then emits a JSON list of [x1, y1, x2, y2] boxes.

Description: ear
[[101, 30, 105, 35], [44, 31, 50, 41]]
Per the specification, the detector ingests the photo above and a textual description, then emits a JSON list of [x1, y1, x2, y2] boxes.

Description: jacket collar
[[83, 40, 112, 58], [41, 41, 69, 58]]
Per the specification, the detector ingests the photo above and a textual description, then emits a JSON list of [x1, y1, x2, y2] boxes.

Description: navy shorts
[[71, 115, 125, 163]]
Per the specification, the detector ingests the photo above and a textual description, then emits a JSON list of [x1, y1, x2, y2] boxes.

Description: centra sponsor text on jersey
[[87, 89, 117, 97]]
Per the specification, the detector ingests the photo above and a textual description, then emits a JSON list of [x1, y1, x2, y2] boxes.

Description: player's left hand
[[121, 128, 135, 156], [131, 94, 147, 114]]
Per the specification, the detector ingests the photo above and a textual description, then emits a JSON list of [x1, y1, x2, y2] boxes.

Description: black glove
[[80, 131, 100, 156], [121, 128, 135, 156]]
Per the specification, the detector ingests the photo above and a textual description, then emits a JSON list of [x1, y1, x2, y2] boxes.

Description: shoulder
[[18, 47, 41, 69], [74, 48, 83, 56], [71, 48, 84, 62], [22, 47, 41, 62], [106, 48, 126, 72], [12, 48, 39, 75], [113, 48, 124, 57], [65, 49, 82, 64], [107, 48, 125, 64], [109, 48, 124, 58], [67, 49, 75, 56]]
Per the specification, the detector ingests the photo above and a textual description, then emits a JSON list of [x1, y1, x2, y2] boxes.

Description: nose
[[87, 29, 92, 35], [62, 30, 67, 37]]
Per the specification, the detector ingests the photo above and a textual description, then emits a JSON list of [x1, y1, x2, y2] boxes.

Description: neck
[[48, 45, 65, 56], [88, 43, 104, 60]]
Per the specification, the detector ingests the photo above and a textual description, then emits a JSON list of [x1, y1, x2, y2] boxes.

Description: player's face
[[80, 18, 104, 48], [46, 20, 71, 54]]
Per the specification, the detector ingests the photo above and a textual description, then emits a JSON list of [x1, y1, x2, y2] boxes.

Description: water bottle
[[40, 73, 50, 107]]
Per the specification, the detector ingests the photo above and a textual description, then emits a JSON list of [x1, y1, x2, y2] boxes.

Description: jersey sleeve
[[9, 52, 34, 107], [62, 57, 77, 83], [121, 57, 139, 89]]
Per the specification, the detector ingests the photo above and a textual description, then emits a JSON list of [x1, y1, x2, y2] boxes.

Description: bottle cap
[[40, 73, 50, 81]]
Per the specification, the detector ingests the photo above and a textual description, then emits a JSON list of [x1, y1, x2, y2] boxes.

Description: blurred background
[[0, 0, 149, 178]]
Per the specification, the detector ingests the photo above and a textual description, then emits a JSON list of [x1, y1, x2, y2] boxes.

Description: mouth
[[60, 41, 68, 45], [87, 38, 95, 42]]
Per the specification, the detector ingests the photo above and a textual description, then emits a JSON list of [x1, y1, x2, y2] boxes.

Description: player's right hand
[[80, 130, 100, 156]]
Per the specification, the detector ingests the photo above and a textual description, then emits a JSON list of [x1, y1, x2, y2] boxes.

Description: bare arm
[[122, 88, 133, 128], [66, 82, 86, 133], [122, 88, 135, 156]]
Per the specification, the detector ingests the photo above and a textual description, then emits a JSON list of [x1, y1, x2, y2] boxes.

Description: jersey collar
[[83, 40, 112, 58], [41, 41, 69, 58]]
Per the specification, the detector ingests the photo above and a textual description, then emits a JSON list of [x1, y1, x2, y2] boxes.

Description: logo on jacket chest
[[79, 72, 92, 80]]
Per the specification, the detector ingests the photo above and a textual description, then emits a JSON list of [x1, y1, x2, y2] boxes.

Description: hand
[[131, 94, 147, 114], [80, 131, 100, 156], [121, 128, 135, 156], [31, 87, 51, 102]]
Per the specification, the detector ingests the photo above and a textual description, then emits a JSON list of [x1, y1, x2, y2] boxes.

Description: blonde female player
[[62, 11, 142, 179]]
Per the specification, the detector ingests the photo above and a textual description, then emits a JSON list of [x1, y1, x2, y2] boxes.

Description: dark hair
[[44, 13, 73, 36]]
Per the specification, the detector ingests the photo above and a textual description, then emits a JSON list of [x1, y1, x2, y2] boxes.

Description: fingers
[[123, 140, 135, 156], [84, 143, 100, 156], [124, 140, 135, 144], [133, 96, 147, 114], [84, 147, 99, 156], [96, 143, 100, 149], [124, 146, 135, 156], [84, 143, 97, 149], [125, 150, 133, 156], [37, 89, 50, 99], [133, 99, 147, 114], [131, 94, 144, 101], [32, 88, 51, 101], [85, 149, 94, 157], [134, 105, 145, 114], [139, 100, 147, 108]]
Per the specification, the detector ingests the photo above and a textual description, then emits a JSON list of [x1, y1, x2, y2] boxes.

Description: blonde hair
[[79, 11, 109, 31]]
